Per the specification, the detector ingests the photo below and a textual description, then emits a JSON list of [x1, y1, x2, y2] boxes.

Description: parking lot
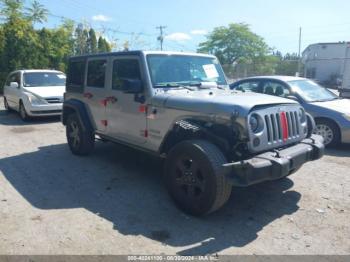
[[0, 96, 349, 255]]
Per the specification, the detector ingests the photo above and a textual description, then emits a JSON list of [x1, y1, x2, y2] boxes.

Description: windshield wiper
[[154, 82, 196, 91], [154, 81, 227, 90]]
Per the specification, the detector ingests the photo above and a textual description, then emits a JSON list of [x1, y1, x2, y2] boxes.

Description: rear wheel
[[66, 113, 95, 155], [19, 101, 30, 121], [314, 119, 340, 147], [164, 140, 232, 216]]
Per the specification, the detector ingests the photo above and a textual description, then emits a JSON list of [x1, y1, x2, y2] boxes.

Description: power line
[[46, 12, 157, 51]]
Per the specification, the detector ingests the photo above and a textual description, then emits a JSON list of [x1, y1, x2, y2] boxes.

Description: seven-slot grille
[[45, 98, 62, 104], [264, 110, 300, 143]]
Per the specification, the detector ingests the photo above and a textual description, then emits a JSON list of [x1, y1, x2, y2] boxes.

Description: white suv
[[3, 70, 66, 120]]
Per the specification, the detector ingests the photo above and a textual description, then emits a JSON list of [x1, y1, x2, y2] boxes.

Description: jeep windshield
[[23, 72, 66, 87], [288, 80, 338, 102], [146, 54, 227, 88]]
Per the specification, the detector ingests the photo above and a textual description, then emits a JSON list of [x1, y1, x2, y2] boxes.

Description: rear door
[[84, 57, 109, 133], [105, 56, 147, 144]]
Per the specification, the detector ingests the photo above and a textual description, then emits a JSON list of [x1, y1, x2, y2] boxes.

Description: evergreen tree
[[88, 28, 97, 54], [74, 23, 88, 55]]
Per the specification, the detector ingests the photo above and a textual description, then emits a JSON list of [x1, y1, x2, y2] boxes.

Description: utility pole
[[156, 26, 166, 51], [297, 27, 302, 76]]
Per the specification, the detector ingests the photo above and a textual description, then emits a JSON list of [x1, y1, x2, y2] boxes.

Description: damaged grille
[[247, 105, 307, 153], [264, 111, 300, 143]]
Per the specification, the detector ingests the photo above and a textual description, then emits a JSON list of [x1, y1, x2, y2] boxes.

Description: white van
[[3, 70, 66, 120]]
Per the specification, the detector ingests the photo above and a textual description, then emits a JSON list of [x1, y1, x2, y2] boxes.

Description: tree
[[25, 0, 48, 24], [198, 23, 270, 65], [97, 36, 104, 53], [0, 0, 112, 93], [272, 51, 299, 76], [87, 28, 97, 54], [0, 0, 40, 71], [0, 0, 24, 19], [97, 36, 111, 53], [74, 23, 89, 55], [104, 38, 111, 52]]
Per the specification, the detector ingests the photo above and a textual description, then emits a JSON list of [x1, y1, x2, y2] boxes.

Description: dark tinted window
[[112, 59, 141, 90], [67, 60, 85, 86], [87, 59, 107, 88]]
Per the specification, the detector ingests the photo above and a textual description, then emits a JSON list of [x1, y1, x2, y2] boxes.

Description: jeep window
[[288, 80, 338, 102], [112, 59, 141, 90], [147, 55, 227, 87], [67, 60, 85, 86], [87, 59, 107, 88], [23, 72, 66, 87]]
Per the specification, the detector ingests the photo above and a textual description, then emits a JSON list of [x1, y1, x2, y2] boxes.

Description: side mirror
[[122, 79, 143, 94], [10, 82, 19, 88]]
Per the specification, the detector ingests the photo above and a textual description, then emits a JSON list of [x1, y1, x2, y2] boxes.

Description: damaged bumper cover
[[224, 135, 324, 186]]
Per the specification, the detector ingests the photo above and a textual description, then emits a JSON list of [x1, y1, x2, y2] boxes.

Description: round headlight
[[299, 108, 306, 123], [249, 114, 259, 132]]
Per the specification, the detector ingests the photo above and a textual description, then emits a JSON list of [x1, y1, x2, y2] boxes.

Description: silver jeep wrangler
[[62, 51, 324, 216]]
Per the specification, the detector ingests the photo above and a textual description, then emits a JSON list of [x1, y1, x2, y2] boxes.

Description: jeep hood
[[152, 89, 298, 115]]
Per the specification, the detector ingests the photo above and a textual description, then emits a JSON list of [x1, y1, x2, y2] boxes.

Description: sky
[[37, 0, 350, 55]]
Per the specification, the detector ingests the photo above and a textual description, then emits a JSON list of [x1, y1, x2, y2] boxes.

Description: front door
[[105, 56, 147, 144], [84, 57, 109, 133], [4, 72, 21, 109]]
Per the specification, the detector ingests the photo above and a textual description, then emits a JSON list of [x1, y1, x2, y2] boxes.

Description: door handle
[[101, 96, 118, 107], [83, 92, 93, 99], [106, 96, 117, 104]]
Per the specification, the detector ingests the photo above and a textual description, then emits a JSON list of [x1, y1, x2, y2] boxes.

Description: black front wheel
[[66, 113, 95, 155], [164, 140, 232, 216]]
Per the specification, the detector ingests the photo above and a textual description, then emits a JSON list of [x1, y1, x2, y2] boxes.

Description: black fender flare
[[62, 99, 94, 132], [159, 119, 231, 155], [306, 113, 316, 138]]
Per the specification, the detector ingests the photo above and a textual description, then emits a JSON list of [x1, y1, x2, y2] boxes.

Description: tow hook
[[310, 137, 316, 144], [273, 149, 281, 158]]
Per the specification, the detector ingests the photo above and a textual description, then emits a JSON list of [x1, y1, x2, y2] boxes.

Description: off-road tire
[[314, 119, 340, 147], [164, 140, 232, 216], [66, 113, 95, 155]]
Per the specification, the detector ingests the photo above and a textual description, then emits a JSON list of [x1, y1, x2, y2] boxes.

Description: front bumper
[[223, 135, 324, 186], [26, 103, 63, 116]]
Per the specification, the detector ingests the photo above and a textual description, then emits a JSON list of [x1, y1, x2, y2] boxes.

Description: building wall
[[302, 42, 349, 84]]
